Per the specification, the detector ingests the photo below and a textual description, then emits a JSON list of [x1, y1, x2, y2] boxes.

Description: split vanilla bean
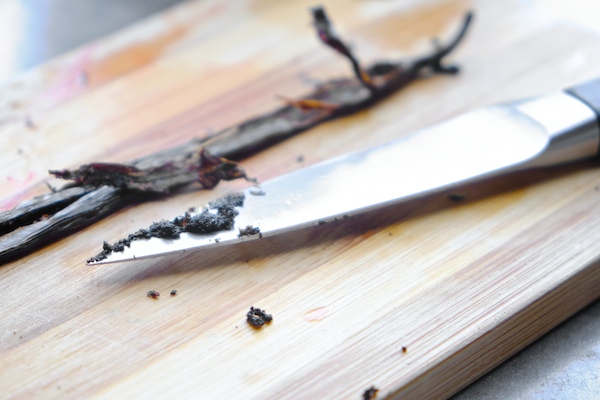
[[0, 7, 473, 264], [49, 148, 247, 193]]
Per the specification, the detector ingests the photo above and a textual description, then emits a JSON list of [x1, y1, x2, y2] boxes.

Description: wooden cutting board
[[1, 0, 599, 398]]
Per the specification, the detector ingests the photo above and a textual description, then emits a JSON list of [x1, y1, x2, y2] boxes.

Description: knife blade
[[87, 78, 600, 265]]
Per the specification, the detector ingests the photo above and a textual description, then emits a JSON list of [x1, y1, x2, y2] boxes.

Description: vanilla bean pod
[[199, 9, 473, 158], [0, 186, 91, 236], [49, 148, 247, 193], [0, 187, 137, 263], [311, 7, 376, 93], [0, 8, 472, 264]]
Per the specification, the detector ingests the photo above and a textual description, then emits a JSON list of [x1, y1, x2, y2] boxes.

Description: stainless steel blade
[[88, 92, 599, 265]]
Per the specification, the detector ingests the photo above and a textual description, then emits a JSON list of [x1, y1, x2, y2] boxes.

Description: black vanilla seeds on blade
[[238, 225, 262, 238], [87, 192, 245, 263]]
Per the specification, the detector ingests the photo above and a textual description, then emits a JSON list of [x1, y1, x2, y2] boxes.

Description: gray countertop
[[1, 0, 598, 398]]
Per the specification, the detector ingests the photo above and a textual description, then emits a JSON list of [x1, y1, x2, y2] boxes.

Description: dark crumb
[[318, 220, 326, 225], [148, 220, 182, 239], [88, 192, 245, 263], [87, 250, 105, 264], [111, 241, 126, 252], [184, 207, 238, 233], [362, 386, 379, 400], [208, 192, 245, 209], [170, 290, 178, 296], [388, 232, 393, 236], [238, 225, 261, 238], [246, 306, 273, 328], [448, 193, 466, 202], [402, 346, 407, 353], [214, 238, 221, 243], [172, 212, 191, 227], [249, 189, 266, 196], [87, 242, 113, 263], [134, 229, 152, 240], [297, 155, 304, 162], [147, 290, 160, 299]]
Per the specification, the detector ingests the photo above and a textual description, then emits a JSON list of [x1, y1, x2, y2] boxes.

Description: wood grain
[[1, 0, 600, 399]]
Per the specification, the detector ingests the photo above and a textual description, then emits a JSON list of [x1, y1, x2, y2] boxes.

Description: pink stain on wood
[[2, 171, 38, 211], [5, 171, 36, 184], [304, 306, 331, 321], [45, 46, 96, 104]]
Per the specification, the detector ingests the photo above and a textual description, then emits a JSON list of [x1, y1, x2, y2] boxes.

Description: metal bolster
[[513, 92, 600, 167]]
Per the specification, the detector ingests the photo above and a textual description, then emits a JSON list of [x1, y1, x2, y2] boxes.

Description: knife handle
[[566, 77, 600, 126]]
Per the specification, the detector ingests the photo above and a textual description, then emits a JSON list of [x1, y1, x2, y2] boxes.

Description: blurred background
[[0, 0, 597, 399], [0, 0, 180, 82], [1, 0, 599, 84]]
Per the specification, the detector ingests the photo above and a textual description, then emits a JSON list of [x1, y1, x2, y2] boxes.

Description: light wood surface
[[1, 0, 600, 398]]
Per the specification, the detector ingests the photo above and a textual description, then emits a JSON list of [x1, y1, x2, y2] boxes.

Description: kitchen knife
[[87, 78, 600, 265]]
